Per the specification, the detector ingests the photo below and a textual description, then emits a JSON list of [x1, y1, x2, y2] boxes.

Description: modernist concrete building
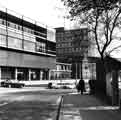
[[0, 7, 56, 82], [56, 27, 97, 80]]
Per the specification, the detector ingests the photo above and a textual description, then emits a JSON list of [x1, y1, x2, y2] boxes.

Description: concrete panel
[[0, 50, 56, 69]]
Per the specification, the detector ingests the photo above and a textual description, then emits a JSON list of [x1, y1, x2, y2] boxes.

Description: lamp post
[[75, 62, 78, 85]]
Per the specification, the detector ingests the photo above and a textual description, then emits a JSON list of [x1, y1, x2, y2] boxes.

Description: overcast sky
[[0, 0, 68, 28]]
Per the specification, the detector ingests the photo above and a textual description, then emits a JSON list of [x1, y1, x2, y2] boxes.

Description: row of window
[[0, 34, 54, 54], [0, 24, 46, 44], [56, 64, 71, 71], [1, 67, 48, 80], [57, 39, 88, 48], [57, 47, 88, 54], [0, 34, 35, 51], [56, 34, 88, 42], [56, 31, 87, 38], [56, 32, 64, 38], [50, 71, 71, 80], [64, 29, 87, 36], [57, 42, 72, 48], [36, 41, 46, 53], [0, 19, 46, 38], [0, 19, 33, 34]]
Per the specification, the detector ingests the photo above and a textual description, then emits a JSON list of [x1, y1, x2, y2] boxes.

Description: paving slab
[[59, 93, 121, 120]]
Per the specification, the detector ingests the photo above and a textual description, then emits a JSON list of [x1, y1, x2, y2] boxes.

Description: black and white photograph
[[0, 0, 121, 120]]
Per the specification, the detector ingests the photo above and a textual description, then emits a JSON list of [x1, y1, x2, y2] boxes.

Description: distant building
[[49, 62, 72, 80], [56, 27, 97, 80], [0, 7, 56, 82]]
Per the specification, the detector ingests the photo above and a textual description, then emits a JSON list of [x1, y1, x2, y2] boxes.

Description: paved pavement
[[59, 93, 121, 120]]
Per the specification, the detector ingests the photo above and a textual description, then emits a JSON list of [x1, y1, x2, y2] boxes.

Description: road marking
[[56, 96, 62, 105], [79, 106, 119, 110], [15, 96, 25, 101], [0, 102, 8, 106], [0, 96, 25, 107]]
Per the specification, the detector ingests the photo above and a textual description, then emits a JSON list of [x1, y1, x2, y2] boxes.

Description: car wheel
[[48, 82, 53, 89]]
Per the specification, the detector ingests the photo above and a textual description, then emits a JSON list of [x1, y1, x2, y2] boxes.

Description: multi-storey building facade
[[56, 27, 88, 59], [56, 27, 96, 80], [0, 7, 56, 82]]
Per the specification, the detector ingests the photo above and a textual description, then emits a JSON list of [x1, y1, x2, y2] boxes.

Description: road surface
[[0, 88, 75, 120]]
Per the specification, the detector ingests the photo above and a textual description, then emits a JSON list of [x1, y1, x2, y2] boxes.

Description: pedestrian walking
[[76, 79, 85, 94]]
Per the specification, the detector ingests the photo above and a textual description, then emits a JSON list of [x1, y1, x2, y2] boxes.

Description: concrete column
[[48, 70, 51, 80], [15, 68, 18, 80], [0, 67, 1, 80], [75, 63, 78, 79], [29, 69, 31, 81], [46, 70, 49, 80], [40, 70, 43, 80], [80, 61, 83, 79]]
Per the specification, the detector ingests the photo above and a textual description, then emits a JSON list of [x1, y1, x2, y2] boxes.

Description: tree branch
[[94, 10, 102, 55], [108, 8, 121, 46], [108, 44, 121, 55]]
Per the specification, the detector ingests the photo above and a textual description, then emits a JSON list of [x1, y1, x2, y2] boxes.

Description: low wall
[[20, 79, 79, 87]]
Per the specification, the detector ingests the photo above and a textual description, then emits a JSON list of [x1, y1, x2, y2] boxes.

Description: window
[[0, 35, 6, 47], [31, 30, 34, 34], [83, 35, 88, 40], [30, 69, 40, 81], [23, 27, 34, 35], [57, 49, 60, 54], [7, 22, 10, 27], [8, 22, 15, 29], [23, 27, 27, 32], [36, 41, 46, 53], [16, 32, 23, 39], [0, 19, 2, 24], [80, 36, 82, 39], [68, 48, 71, 53], [17, 68, 28, 81], [83, 29, 87, 34], [24, 40, 35, 52], [24, 35, 30, 41], [17, 25, 22, 30], [8, 37, 22, 49], [0, 28, 6, 35], [24, 34, 35, 42], [72, 48, 74, 52], [8, 30, 23, 39], [76, 48, 78, 52], [2, 20, 6, 25], [14, 24, 17, 29]]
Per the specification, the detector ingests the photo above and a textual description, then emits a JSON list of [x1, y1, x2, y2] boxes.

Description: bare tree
[[61, 0, 121, 62]]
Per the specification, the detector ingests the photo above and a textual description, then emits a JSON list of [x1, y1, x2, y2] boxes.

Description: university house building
[[56, 27, 97, 80], [0, 7, 57, 82]]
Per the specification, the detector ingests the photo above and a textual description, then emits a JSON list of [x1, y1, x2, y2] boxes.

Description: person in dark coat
[[76, 79, 85, 94], [88, 80, 95, 94]]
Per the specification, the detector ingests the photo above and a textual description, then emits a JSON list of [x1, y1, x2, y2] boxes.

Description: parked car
[[51, 82, 75, 89], [1, 79, 25, 88], [47, 82, 53, 89]]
